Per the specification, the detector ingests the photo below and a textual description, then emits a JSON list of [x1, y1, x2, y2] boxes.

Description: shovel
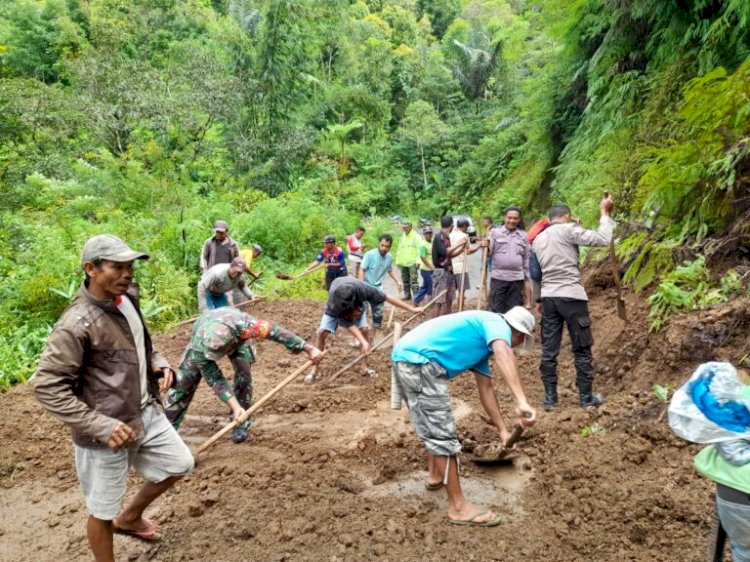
[[275, 263, 325, 281], [473, 425, 525, 464]]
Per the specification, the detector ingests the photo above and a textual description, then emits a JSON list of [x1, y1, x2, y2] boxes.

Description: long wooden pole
[[194, 355, 324, 456], [458, 247, 468, 311], [390, 322, 403, 410], [173, 296, 258, 329], [328, 289, 446, 381], [477, 244, 489, 310]]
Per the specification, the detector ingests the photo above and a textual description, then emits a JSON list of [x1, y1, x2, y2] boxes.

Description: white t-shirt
[[449, 231, 469, 275], [116, 295, 149, 407]]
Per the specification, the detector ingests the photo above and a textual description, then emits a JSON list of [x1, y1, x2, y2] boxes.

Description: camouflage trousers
[[392, 361, 461, 457], [165, 348, 254, 431]]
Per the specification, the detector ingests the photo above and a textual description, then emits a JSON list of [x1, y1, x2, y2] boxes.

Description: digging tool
[[390, 322, 403, 410], [473, 425, 525, 464], [275, 263, 326, 281], [172, 296, 262, 329], [328, 289, 447, 381], [603, 191, 627, 320], [706, 509, 727, 562], [194, 352, 326, 456], [477, 243, 489, 310], [386, 304, 396, 330], [458, 245, 468, 311]]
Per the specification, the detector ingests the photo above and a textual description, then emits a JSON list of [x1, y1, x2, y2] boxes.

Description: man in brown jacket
[[35, 234, 194, 562]]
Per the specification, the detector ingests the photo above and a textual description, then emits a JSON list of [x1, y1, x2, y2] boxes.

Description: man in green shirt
[[394, 220, 423, 302]]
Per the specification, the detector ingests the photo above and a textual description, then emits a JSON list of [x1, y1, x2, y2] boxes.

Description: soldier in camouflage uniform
[[165, 307, 322, 443]]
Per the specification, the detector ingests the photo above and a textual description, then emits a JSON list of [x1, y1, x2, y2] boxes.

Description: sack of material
[[668, 362, 750, 444]]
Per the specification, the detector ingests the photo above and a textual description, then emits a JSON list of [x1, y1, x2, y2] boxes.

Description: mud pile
[[2, 290, 744, 562]]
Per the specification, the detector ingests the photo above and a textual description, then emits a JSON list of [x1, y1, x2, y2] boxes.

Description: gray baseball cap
[[81, 234, 149, 265], [214, 220, 229, 232]]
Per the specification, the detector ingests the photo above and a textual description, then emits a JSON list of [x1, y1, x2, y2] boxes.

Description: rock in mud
[[334, 477, 363, 494], [187, 503, 204, 517], [202, 490, 220, 507]]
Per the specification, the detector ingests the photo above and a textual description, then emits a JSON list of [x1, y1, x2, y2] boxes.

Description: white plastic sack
[[668, 362, 750, 444]]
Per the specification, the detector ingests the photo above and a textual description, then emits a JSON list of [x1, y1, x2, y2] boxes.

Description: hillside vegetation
[[1, 0, 749, 388]]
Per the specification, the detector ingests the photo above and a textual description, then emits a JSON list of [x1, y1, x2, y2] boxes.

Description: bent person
[[197, 257, 260, 312], [391, 307, 536, 527], [34, 234, 194, 562], [305, 277, 421, 382], [165, 307, 322, 443]]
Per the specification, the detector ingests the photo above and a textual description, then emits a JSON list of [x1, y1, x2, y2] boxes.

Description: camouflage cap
[[81, 234, 149, 265]]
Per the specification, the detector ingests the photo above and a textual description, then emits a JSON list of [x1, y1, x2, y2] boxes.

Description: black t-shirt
[[432, 231, 453, 272], [325, 277, 386, 317]]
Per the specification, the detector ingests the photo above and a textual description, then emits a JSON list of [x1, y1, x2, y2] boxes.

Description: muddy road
[[3, 282, 745, 561]]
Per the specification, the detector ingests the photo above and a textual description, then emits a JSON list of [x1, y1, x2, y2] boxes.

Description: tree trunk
[[420, 144, 428, 190]]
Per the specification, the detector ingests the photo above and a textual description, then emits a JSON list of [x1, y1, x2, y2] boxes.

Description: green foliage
[[646, 256, 743, 332], [580, 422, 606, 438], [652, 383, 673, 404]]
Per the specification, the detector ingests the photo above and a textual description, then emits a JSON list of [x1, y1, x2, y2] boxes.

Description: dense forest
[[1, 0, 749, 388]]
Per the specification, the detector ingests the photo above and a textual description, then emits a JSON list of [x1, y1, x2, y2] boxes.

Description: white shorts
[[74, 404, 194, 520]]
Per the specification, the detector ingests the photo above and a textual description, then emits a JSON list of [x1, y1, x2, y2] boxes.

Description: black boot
[[579, 393, 604, 409], [543, 382, 558, 411]]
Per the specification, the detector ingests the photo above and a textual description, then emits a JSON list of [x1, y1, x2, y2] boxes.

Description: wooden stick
[[477, 244, 489, 310], [173, 297, 258, 329], [194, 355, 323, 456], [386, 304, 396, 329], [458, 248, 468, 311], [390, 322, 403, 410], [328, 289, 446, 381]]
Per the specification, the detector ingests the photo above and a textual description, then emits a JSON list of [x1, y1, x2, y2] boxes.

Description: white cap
[[502, 306, 535, 347]]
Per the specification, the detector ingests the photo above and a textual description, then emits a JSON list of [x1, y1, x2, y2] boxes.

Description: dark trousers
[[414, 269, 433, 304], [400, 265, 418, 300], [325, 268, 347, 290], [490, 279, 525, 313], [540, 297, 595, 392]]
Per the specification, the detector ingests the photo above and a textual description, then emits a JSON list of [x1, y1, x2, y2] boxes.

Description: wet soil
[[1, 287, 746, 562]]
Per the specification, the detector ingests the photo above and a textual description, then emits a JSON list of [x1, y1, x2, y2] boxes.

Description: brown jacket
[[34, 282, 170, 448]]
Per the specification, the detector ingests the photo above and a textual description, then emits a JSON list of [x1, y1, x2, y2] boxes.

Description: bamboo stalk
[[458, 247, 468, 311], [477, 244, 489, 310]]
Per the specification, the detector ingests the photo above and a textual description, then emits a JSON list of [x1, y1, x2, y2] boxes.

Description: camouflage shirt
[[188, 307, 306, 362]]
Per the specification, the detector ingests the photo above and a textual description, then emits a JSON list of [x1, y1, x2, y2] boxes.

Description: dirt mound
[[0, 292, 740, 561]]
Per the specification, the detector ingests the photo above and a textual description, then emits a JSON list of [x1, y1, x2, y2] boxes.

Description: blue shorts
[[319, 311, 368, 333]]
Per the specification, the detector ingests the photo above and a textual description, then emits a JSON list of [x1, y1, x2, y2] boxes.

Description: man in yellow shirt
[[239, 244, 263, 282], [395, 221, 422, 301]]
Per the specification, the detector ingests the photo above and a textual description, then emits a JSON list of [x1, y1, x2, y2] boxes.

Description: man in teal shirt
[[358, 234, 403, 329], [391, 307, 536, 527]]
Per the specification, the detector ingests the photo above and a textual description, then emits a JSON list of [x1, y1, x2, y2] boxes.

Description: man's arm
[[197, 280, 209, 312], [490, 339, 536, 426], [34, 326, 122, 445], [200, 239, 210, 273], [474, 372, 510, 443], [384, 294, 422, 315], [568, 196, 615, 247], [347, 325, 370, 354], [388, 267, 403, 290]]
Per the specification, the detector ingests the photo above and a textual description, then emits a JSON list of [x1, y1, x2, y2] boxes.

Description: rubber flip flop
[[304, 371, 316, 383], [114, 518, 161, 542], [448, 511, 502, 528], [361, 368, 377, 378], [425, 481, 444, 491]]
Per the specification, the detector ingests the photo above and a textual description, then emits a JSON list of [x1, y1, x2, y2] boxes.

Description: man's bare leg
[[87, 517, 115, 562], [431, 455, 497, 523], [114, 476, 182, 533]]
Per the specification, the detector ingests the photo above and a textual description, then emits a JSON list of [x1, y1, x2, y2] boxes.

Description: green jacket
[[395, 230, 422, 267], [694, 445, 750, 494]]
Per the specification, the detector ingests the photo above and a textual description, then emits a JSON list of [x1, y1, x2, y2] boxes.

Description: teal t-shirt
[[391, 310, 512, 378], [361, 248, 393, 289]]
